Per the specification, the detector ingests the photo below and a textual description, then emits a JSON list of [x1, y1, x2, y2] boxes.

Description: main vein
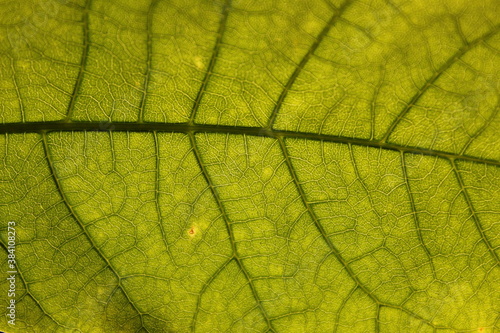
[[1, 121, 498, 167]]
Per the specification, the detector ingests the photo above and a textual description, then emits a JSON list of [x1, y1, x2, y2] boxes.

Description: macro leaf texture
[[0, 0, 499, 332]]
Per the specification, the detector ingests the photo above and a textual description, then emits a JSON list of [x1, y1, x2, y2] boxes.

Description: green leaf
[[1, 0, 499, 332]]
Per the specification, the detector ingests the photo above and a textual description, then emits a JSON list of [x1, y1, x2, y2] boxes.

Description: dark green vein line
[[152, 131, 175, 265], [266, 1, 352, 129], [277, 137, 377, 299], [188, 0, 231, 124], [40, 132, 150, 332], [0, 240, 70, 330], [10, 58, 25, 123], [400, 152, 437, 280], [138, 0, 160, 123], [460, 102, 499, 155], [277, 136, 444, 329], [64, 0, 92, 121], [375, 304, 381, 333], [348, 143, 379, 219], [333, 286, 358, 333], [349, 146, 430, 285], [380, 24, 500, 143], [494, 313, 500, 331], [3, 122, 499, 167], [107, 285, 144, 333], [188, 132, 275, 332], [191, 258, 232, 331], [451, 159, 500, 265], [268, 310, 317, 322], [370, 65, 386, 141]]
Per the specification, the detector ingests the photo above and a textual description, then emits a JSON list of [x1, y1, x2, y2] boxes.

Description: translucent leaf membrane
[[0, 0, 499, 332]]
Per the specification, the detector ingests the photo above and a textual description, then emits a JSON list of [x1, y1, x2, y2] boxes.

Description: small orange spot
[[188, 227, 195, 235], [478, 328, 484, 332]]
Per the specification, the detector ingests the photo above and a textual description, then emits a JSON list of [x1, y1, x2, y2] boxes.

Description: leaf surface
[[0, 0, 499, 332]]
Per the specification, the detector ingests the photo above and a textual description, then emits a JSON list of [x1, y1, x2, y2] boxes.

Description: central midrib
[[1, 121, 498, 167]]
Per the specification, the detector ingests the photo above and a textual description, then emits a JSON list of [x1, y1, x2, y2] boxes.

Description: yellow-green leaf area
[[0, 0, 499, 332]]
